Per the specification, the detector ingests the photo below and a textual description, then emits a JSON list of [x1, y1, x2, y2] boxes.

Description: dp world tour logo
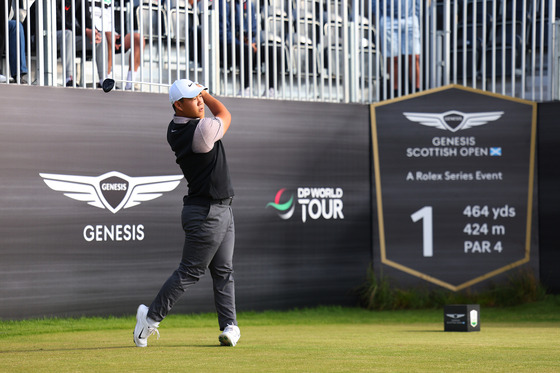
[[266, 188, 295, 220], [40, 171, 183, 214], [403, 110, 504, 132], [267, 187, 344, 223]]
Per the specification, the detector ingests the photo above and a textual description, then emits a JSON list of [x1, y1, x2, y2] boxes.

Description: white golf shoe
[[219, 324, 241, 346], [133, 304, 160, 347]]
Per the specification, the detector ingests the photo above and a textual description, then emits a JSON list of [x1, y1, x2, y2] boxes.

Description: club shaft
[[109, 78, 171, 88]]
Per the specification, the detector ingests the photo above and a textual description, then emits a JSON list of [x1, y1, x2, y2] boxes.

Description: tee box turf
[[444, 304, 480, 332]]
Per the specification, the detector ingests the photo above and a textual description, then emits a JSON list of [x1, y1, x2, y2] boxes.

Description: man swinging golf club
[[133, 79, 240, 347]]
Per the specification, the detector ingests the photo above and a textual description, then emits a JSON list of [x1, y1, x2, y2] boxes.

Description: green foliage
[[357, 267, 548, 310]]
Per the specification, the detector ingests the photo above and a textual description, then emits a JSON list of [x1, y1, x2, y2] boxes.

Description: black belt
[[184, 196, 233, 206]]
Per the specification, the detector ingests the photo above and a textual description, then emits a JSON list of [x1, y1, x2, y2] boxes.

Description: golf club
[[102, 79, 178, 93]]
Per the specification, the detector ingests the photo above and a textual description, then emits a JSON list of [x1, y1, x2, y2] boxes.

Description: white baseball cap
[[169, 79, 208, 103]]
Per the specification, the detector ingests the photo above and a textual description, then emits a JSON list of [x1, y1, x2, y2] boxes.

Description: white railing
[[1, 0, 557, 102]]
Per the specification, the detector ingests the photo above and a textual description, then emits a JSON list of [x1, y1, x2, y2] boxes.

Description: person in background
[[56, 0, 104, 87], [1, 0, 30, 83], [93, 0, 145, 90], [218, 0, 282, 98], [0, 0, 13, 83], [218, 0, 257, 96], [8, 18, 28, 83], [372, 0, 430, 96]]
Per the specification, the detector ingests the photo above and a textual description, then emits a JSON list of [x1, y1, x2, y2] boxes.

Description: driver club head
[[102, 78, 115, 93]]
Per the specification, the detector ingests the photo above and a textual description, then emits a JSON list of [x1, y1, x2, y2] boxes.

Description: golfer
[[133, 79, 240, 347]]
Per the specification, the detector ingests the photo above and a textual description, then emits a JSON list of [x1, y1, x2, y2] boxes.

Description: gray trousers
[[57, 30, 105, 82], [148, 202, 237, 331]]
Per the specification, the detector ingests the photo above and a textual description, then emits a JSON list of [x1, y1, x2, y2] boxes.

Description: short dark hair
[[172, 98, 183, 114]]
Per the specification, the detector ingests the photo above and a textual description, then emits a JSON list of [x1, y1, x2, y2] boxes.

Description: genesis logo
[[446, 313, 466, 319], [266, 188, 295, 220], [40, 171, 183, 213], [403, 110, 504, 132]]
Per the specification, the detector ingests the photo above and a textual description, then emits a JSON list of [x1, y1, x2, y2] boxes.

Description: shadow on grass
[[0, 345, 134, 354], [0, 343, 226, 354]]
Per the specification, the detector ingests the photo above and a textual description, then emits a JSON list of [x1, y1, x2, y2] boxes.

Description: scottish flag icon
[[490, 147, 502, 156]]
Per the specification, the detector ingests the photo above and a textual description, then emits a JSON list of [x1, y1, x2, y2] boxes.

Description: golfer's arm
[[202, 91, 232, 134]]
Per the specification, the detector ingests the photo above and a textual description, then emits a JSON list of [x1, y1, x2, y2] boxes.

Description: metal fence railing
[[1, 0, 557, 103]]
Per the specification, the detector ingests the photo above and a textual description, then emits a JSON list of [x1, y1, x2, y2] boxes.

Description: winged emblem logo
[[446, 313, 466, 319], [403, 110, 504, 132], [40, 171, 183, 213]]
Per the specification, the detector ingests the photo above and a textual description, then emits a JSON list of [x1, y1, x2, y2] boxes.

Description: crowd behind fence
[[1, 0, 558, 103]]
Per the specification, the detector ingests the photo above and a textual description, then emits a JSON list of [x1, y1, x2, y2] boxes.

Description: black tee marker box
[[444, 304, 481, 332]]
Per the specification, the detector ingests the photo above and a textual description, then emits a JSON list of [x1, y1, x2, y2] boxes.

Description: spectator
[[8, 19, 28, 83], [55, 0, 105, 87], [372, 0, 430, 96], [218, 0, 257, 96], [1, 0, 29, 83], [218, 0, 282, 97], [0, 1, 8, 81], [181, 0, 203, 62], [93, 0, 145, 90], [0, 0, 13, 83]]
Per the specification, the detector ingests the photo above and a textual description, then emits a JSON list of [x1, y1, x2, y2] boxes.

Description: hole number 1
[[411, 206, 433, 257]]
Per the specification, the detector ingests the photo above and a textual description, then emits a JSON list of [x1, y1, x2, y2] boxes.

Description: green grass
[[1, 297, 559, 372]]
